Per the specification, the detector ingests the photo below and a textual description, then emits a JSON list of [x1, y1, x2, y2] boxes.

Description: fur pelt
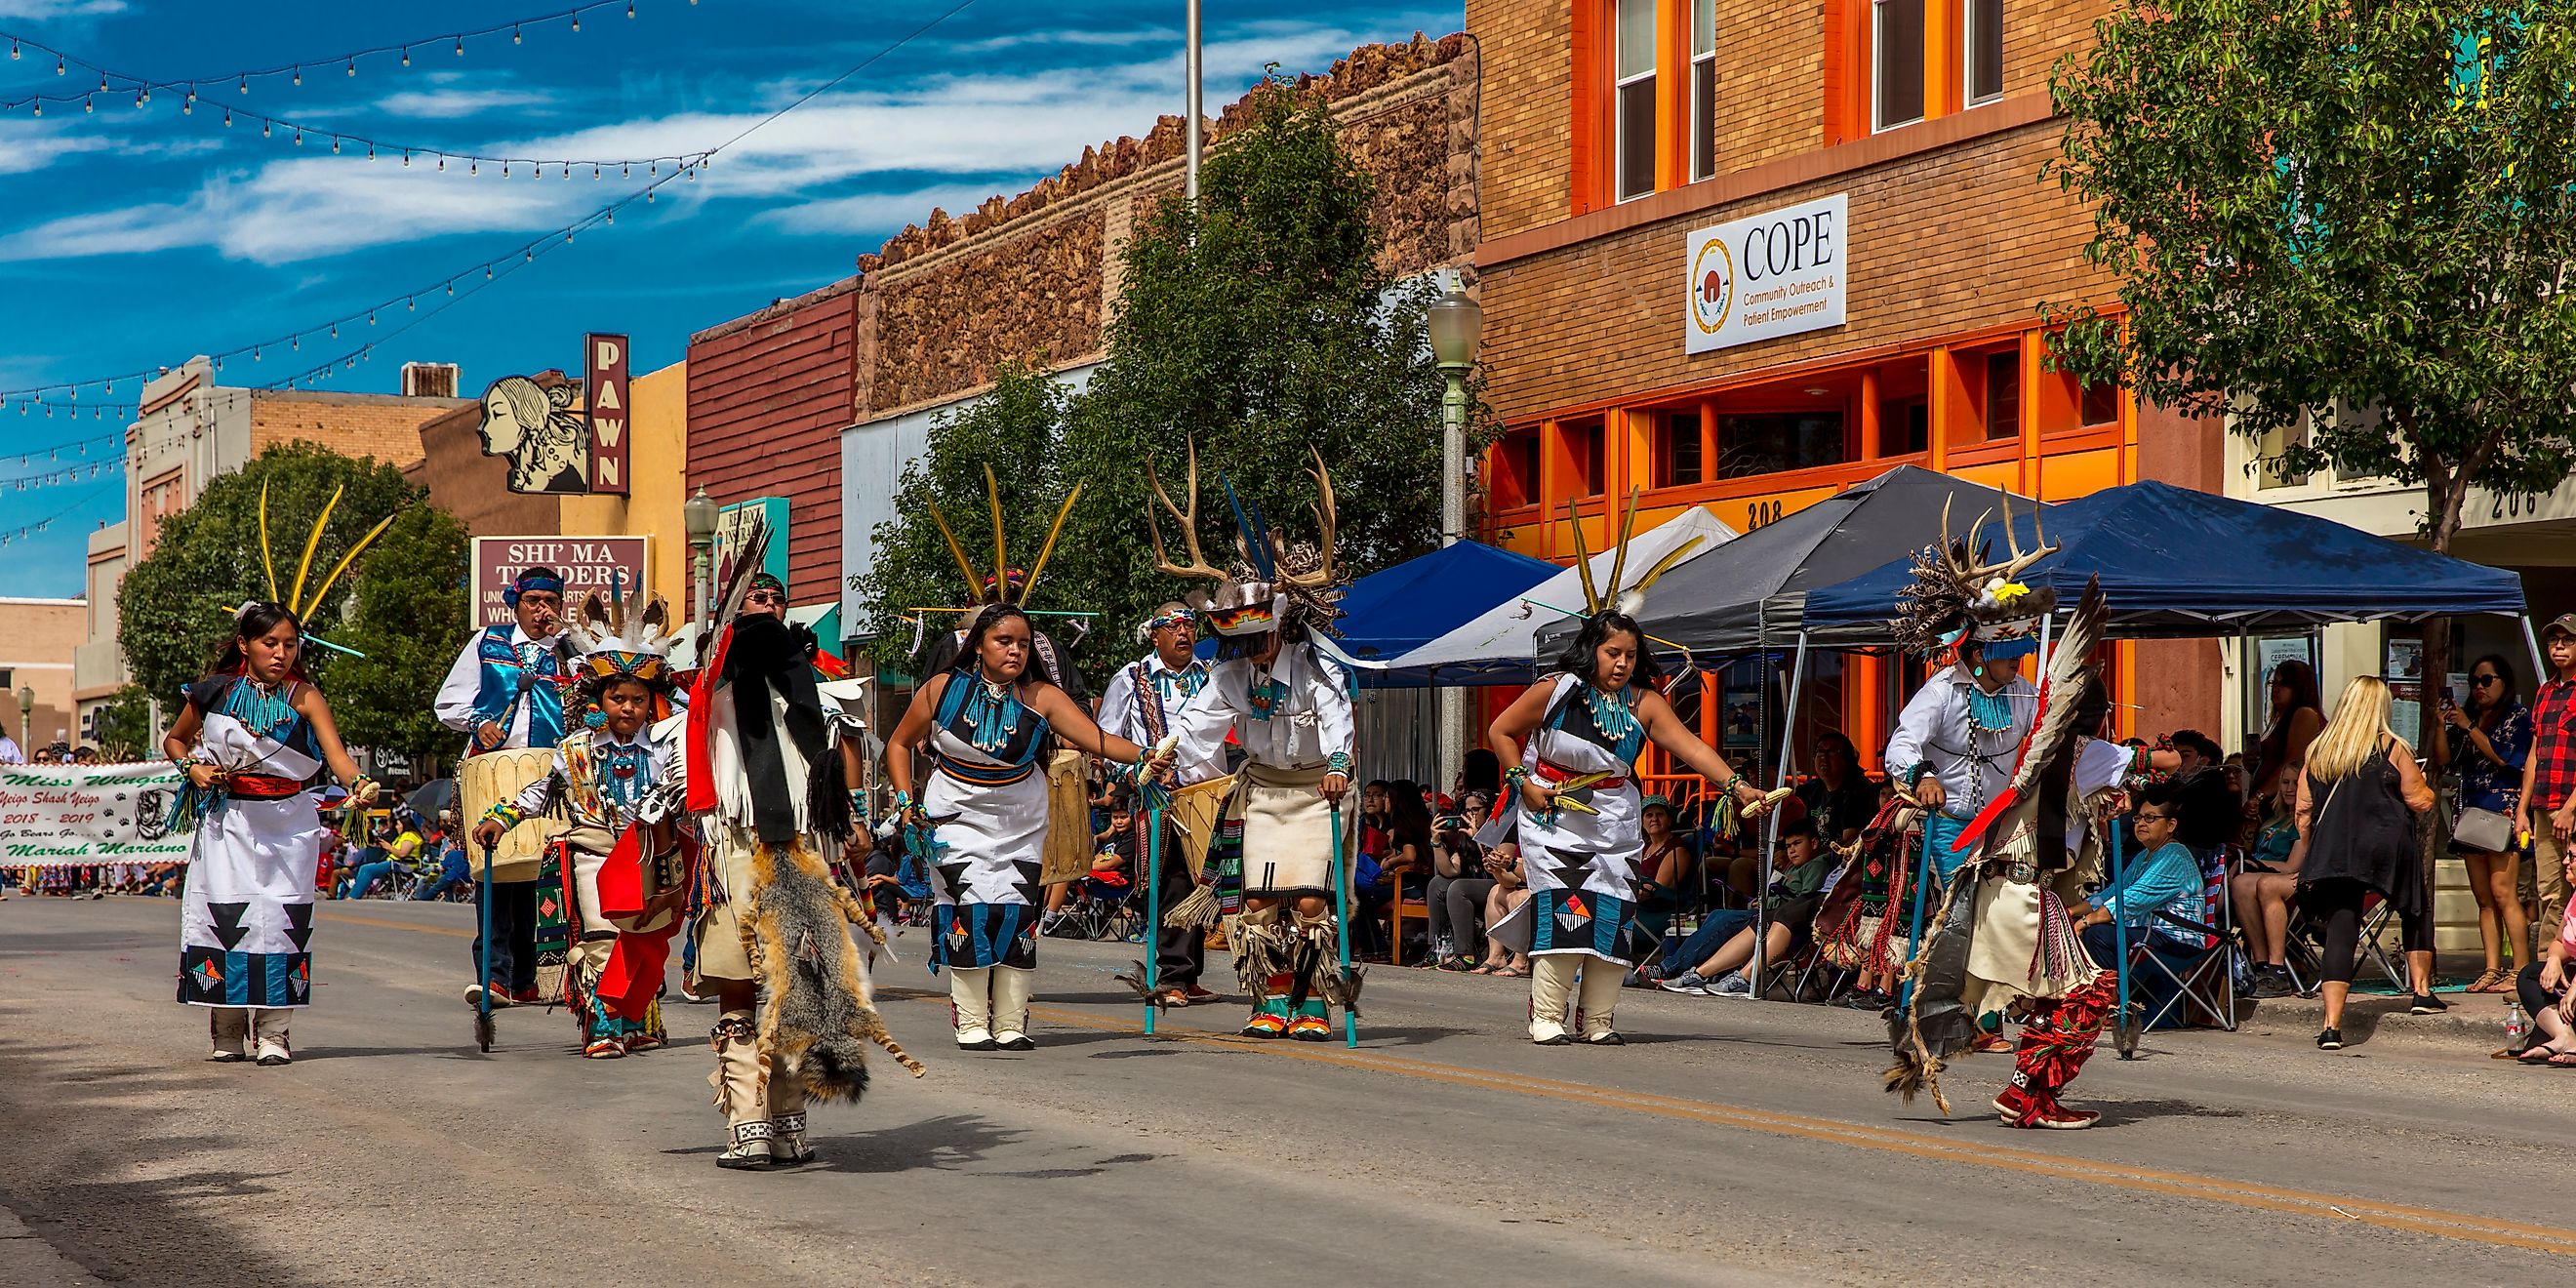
[[743, 840, 925, 1099]]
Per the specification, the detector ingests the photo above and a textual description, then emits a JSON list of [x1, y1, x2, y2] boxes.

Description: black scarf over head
[[723, 614, 835, 844]]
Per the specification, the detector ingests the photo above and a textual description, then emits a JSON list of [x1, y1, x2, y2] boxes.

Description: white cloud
[[0, 126, 111, 176], [0, 13, 1459, 263], [375, 88, 557, 121], [0, 0, 127, 16]]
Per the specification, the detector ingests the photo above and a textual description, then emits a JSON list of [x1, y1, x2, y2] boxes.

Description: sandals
[[1496, 964, 1531, 978], [2516, 1043, 2563, 1065], [2552, 1050, 2576, 1068], [2467, 967, 2514, 994]]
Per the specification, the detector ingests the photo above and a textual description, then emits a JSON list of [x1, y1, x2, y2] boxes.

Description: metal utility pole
[[1185, 0, 1202, 202]]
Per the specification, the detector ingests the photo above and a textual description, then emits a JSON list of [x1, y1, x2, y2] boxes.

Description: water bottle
[[2507, 998, 2530, 1050]]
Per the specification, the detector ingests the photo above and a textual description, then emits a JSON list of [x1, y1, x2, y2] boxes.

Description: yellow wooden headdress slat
[[257, 481, 281, 602], [295, 511, 402, 620], [983, 464, 1009, 594], [1604, 487, 1643, 610], [1019, 482, 1083, 605], [923, 497, 986, 596], [1564, 496, 1602, 615], [286, 485, 343, 617]]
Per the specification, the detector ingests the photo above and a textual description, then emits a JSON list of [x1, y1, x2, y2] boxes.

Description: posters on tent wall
[[0, 761, 189, 866]]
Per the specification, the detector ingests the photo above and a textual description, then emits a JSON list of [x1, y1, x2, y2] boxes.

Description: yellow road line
[[337, 909, 2564, 1257]]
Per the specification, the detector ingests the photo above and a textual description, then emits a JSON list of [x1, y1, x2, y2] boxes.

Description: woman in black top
[[2295, 676, 2438, 1049]]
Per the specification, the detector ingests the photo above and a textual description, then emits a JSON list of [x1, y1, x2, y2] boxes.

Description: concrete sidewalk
[[1, 1205, 103, 1287]]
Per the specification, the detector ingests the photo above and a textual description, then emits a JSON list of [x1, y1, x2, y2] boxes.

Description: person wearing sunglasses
[[2436, 655, 2533, 994]]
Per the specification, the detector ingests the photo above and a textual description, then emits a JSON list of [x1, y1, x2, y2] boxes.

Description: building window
[[1689, 0, 1717, 181], [1963, 0, 2003, 105], [1493, 427, 1544, 509], [2079, 377, 2119, 426], [1578, 422, 1607, 495], [1985, 350, 2021, 440], [1717, 412, 1848, 479], [1880, 396, 1930, 455], [1615, 0, 1659, 201], [1659, 412, 1704, 487], [2255, 414, 2311, 490], [1873, 0, 1926, 131]]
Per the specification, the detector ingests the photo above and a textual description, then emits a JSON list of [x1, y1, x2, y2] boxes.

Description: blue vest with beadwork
[[472, 624, 568, 750]]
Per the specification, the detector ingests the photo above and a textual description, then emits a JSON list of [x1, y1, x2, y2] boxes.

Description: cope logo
[[1691, 236, 1735, 336]]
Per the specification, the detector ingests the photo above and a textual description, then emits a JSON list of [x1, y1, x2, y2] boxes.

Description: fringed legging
[[2010, 969, 2118, 1102]]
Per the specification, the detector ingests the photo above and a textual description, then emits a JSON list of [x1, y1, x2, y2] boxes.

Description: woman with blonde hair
[[2295, 675, 2438, 1050]]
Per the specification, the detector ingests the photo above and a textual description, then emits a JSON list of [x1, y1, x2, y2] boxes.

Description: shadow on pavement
[[0, 1005, 315, 1288]]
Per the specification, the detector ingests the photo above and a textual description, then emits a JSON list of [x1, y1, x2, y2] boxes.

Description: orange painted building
[[1466, 0, 2226, 768]]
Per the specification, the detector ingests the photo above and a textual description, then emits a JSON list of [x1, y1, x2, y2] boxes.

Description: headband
[[504, 570, 565, 606], [1136, 607, 1195, 645]]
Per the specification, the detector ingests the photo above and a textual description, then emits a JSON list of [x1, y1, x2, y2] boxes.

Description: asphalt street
[[2, 894, 2572, 1287]]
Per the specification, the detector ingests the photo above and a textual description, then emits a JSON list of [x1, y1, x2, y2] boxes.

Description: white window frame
[[1613, 0, 1659, 202], [1961, 0, 2003, 107], [1689, 0, 1716, 181], [1872, 0, 1925, 134]]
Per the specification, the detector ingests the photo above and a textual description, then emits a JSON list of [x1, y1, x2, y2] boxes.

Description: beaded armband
[[1503, 765, 1532, 789], [1326, 751, 1354, 778], [1902, 761, 1932, 789], [482, 801, 528, 831]]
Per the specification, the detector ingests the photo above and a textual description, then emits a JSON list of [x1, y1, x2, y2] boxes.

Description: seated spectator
[[2509, 893, 2576, 1064], [342, 815, 422, 900], [2232, 803, 2305, 996], [1043, 801, 1136, 933], [1630, 795, 1699, 943], [1469, 843, 1533, 977], [414, 833, 473, 902], [1355, 780, 1431, 958], [1427, 789, 1496, 970], [1660, 815, 1837, 996], [1797, 732, 1878, 846], [2066, 783, 2206, 964]]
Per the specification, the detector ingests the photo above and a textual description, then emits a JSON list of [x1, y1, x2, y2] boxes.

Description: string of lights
[[0, 3, 713, 172], [0, 479, 119, 548], [0, 0, 979, 408], [0, 457, 123, 493]]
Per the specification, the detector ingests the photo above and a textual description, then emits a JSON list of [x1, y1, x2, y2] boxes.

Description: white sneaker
[[254, 1034, 292, 1066], [1659, 974, 1712, 995]]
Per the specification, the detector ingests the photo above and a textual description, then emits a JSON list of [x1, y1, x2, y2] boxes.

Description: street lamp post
[[1427, 287, 1483, 793], [15, 685, 31, 753], [684, 487, 718, 650]]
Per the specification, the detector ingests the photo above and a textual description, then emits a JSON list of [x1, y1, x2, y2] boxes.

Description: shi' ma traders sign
[[1685, 193, 1847, 354]]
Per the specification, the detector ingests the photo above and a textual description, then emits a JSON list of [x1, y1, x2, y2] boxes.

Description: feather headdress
[[563, 570, 676, 693], [1890, 492, 2059, 660], [924, 465, 1083, 611]]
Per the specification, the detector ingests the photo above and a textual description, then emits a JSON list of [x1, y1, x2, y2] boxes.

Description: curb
[[2232, 990, 2519, 1047], [0, 1206, 102, 1288]]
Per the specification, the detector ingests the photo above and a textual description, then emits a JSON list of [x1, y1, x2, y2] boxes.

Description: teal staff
[[2111, 818, 2134, 1059], [472, 839, 496, 1053], [1142, 802, 1165, 1036], [1330, 801, 1358, 1048]]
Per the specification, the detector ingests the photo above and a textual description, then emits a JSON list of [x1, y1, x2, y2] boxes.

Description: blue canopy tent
[[1798, 479, 2529, 644], [1315, 540, 1559, 689]]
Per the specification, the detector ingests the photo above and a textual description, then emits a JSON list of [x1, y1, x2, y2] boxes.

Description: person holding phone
[[2436, 656, 2532, 993]]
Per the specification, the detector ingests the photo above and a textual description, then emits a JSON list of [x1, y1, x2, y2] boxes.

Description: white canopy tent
[[1332, 505, 1740, 685]]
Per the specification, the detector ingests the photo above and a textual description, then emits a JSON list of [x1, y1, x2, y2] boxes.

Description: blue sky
[[0, 0, 1460, 597]]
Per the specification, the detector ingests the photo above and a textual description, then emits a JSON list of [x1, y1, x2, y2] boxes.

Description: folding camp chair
[[2128, 852, 2238, 1031]]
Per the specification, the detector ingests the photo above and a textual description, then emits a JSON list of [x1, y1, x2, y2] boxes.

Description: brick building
[[72, 359, 464, 739], [1465, 0, 2223, 752], [2, 597, 85, 758], [664, 35, 1480, 657]]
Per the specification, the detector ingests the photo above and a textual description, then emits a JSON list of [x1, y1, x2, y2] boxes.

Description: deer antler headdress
[[924, 464, 1083, 612], [1891, 491, 2059, 660], [1145, 439, 1345, 640], [563, 569, 677, 694]]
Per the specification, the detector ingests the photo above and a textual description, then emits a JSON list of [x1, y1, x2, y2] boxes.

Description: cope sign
[[1685, 192, 1849, 355]]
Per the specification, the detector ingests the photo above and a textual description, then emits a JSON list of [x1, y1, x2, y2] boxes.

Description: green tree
[[333, 503, 471, 767], [119, 441, 423, 703], [94, 683, 151, 761], [851, 359, 1069, 676], [1048, 72, 1493, 672], [2044, 2, 2576, 738]]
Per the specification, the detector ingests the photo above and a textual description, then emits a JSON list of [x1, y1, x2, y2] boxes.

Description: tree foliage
[[119, 442, 423, 704], [333, 503, 471, 765], [2044, 1, 2576, 744], [850, 73, 1496, 681], [852, 360, 1070, 676], [2045, 2, 2576, 546], [94, 683, 150, 761]]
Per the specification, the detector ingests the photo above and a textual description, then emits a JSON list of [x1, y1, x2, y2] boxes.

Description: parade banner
[[470, 536, 651, 629], [0, 761, 190, 867]]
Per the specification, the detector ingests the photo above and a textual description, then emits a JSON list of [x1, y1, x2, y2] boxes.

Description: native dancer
[[915, 474, 1091, 705], [473, 583, 687, 1059], [1489, 492, 1775, 1045], [1097, 601, 1221, 1007], [436, 564, 574, 1010], [1148, 444, 1360, 1041], [165, 489, 388, 1066], [885, 479, 1158, 1050], [1881, 503, 2174, 1129], [686, 517, 918, 1170]]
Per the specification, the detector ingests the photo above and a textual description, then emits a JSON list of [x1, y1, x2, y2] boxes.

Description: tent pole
[[1751, 630, 1810, 1003], [2239, 627, 2255, 767], [2521, 615, 2547, 689]]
